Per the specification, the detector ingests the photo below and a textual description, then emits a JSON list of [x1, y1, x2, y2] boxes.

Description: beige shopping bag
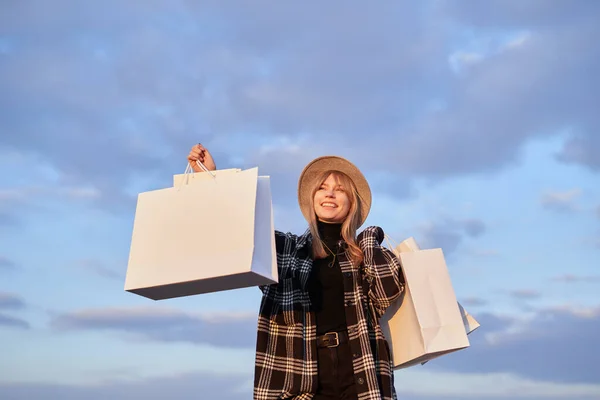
[[124, 167, 278, 300], [380, 237, 472, 369]]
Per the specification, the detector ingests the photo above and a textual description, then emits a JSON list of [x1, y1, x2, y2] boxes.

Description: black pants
[[314, 333, 358, 400]]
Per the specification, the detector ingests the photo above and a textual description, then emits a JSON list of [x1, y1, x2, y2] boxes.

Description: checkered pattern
[[254, 226, 405, 400]]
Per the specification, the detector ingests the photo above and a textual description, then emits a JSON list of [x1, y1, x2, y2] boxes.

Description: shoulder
[[274, 230, 305, 244], [274, 230, 296, 240], [357, 226, 385, 246], [275, 229, 312, 253]]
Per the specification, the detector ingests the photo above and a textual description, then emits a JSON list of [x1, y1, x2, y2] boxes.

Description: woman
[[188, 144, 405, 400]]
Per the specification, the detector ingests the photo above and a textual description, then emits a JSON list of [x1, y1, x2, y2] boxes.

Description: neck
[[317, 220, 343, 243]]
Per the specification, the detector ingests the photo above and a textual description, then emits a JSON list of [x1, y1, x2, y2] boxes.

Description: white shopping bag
[[380, 237, 473, 369], [396, 237, 480, 336], [172, 168, 242, 187], [458, 302, 481, 334], [124, 166, 278, 300]]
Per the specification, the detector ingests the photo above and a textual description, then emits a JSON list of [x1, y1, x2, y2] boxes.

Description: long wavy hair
[[308, 170, 364, 267]]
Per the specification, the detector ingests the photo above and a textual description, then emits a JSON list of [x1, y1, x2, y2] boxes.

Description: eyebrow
[[320, 182, 344, 189]]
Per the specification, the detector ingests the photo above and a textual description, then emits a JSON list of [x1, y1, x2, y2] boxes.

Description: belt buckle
[[324, 332, 340, 348]]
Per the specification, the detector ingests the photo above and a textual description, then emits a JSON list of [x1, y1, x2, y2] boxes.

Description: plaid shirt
[[254, 226, 405, 400]]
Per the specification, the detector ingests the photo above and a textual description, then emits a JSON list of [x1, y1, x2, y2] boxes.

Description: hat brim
[[297, 156, 371, 227]]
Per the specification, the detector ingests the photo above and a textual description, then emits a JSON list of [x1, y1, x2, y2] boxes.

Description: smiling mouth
[[321, 202, 337, 208]]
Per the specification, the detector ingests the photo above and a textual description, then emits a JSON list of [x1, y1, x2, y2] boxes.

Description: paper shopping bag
[[124, 167, 278, 300], [172, 168, 242, 187], [380, 237, 471, 369], [458, 302, 480, 334], [395, 237, 481, 336]]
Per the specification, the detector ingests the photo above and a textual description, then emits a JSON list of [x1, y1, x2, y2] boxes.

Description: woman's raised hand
[[187, 143, 217, 173]]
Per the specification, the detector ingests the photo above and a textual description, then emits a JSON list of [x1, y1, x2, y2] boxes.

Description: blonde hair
[[308, 170, 364, 267]]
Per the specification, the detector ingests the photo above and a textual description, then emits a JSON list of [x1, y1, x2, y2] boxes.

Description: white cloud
[[429, 306, 600, 383], [448, 30, 531, 74], [540, 188, 582, 212], [502, 31, 532, 50], [0, 292, 26, 309], [460, 297, 488, 307], [2, 367, 599, 400], [396, 369, 600, 398], [551, 274, 600, 283], [0, 256, 19, 272], [50, 306, 258, 348], [73, 259, 122, 281], [544, 304, 600, 319], [47, 303, 600, 385], [0, 183, 107, 228], [60, 186, 101, 200], [1, 0, 598, 223], [0, 371, 252, 400], [415, 217, 487, 256], [0, 292, 30, 329], [0, 188, 28, 202], [448, 51, 485, 73], [508, 289, 542, 300], [0, 185, 101, 203]]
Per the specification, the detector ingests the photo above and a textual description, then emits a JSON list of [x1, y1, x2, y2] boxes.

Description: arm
[[185, 144, 283, 296], [358, 226, 405, 316]]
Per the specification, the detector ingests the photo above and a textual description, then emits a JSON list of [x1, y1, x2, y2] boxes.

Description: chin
[[316, 207, 348, 223], [319, 215, 344, 223]]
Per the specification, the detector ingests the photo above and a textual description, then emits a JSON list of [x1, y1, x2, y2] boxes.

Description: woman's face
[[313, 173, 351, 223]]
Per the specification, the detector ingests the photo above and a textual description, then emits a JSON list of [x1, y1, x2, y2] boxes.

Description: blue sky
[[1, 1, 599, 399]]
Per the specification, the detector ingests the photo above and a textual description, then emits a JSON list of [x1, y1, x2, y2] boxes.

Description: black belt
[[316, 330, 349, 348]]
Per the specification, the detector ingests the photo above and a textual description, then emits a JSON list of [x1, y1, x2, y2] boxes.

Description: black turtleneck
[[307, 220, 348, 335]]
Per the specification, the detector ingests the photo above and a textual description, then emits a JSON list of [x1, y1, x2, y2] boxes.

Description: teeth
[[322, 203, 337, 208]]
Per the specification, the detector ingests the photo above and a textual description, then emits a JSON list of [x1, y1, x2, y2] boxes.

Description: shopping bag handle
[[384, 234, 399, 252], [181, 160, 217, 185], [185, 160, 216, 178], [176, 160, 217, 191]]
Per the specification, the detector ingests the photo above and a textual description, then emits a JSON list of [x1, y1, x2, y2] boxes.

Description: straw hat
[[297, 156, 372, 226]]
